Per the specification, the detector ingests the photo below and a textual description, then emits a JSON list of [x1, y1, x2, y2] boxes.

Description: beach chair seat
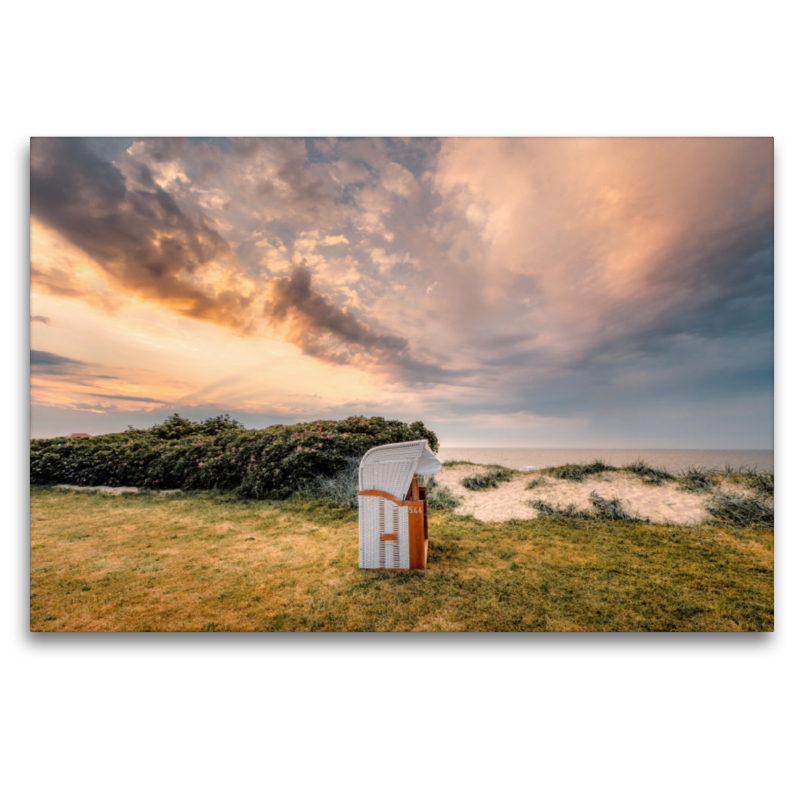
[[358, 440, 441, 570]]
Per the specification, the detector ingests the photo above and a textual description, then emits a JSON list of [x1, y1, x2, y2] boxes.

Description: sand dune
[[434, 465, 763, 525]]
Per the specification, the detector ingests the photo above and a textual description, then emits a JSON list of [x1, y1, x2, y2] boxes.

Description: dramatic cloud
[[265, 265, 408, 363], [30, 137, 254, 332], [30, 137, 773, 446], [264, 265, 477, 385]]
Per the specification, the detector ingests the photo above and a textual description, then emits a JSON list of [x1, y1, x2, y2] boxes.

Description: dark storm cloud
[[266, 265, 408, 356], [568, 212, 774, 371], [30, 138, 253, 331], [264, 265, 478, 385]]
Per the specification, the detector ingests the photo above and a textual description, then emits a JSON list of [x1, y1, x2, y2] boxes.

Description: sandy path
[[55, 485, 181, 495], [434, 465, 760, 525]]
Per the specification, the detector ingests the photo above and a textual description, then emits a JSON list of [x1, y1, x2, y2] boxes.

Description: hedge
[[30, 415, 439, 499]]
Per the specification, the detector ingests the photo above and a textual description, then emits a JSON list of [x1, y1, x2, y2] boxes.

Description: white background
[[4, 2, 797, 798]]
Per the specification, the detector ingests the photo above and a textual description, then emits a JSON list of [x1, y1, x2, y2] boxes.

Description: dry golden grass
[[30, 486, 774, 631]]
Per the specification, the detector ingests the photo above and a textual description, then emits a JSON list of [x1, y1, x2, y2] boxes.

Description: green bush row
[[30, 415, 439, 499]]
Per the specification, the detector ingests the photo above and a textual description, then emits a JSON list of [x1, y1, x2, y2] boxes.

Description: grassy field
[[30, 485, 773, 632]]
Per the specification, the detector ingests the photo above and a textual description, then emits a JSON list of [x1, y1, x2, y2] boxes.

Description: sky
[[29, 137, 773, 448]]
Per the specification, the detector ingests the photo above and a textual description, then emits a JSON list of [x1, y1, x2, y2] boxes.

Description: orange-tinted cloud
[[30, 138, 256, 333]]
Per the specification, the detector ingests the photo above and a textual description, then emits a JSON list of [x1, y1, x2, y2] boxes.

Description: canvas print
[[29, 137, 774, 632]]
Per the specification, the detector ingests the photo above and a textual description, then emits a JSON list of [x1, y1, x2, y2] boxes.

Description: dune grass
[[423, 477, 461, 510], [541, 460, 616, 482], [532, 460, 774, 504], [705, 492, 774, 529], [726, 467, 774, 497], [460, 466, 515, 491], [527, 492, 647, 523], [302, 455, 361, 508], [621, 459, 674, 486], [677, 466, 719, 493], [30, 485, 773, 632]]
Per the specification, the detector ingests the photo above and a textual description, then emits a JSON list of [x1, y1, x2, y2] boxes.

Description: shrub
[[30, 415, 439, 500], [146, 413, 245, 440]]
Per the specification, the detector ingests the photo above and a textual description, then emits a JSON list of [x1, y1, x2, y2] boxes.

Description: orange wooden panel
[[407, 501, 426, 570]]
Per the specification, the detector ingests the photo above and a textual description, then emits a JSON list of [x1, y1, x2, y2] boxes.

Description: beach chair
[[358, 440, 441, 570]]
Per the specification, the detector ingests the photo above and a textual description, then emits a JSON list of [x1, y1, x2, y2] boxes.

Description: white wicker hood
[[415, 443, 442, 476], [358, 440, 441, 500]]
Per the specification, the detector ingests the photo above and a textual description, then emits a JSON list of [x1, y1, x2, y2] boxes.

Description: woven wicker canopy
[[358, 440, 441, 502]]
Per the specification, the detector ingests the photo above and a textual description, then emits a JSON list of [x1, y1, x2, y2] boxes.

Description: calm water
[[437, 447, 774, 473]]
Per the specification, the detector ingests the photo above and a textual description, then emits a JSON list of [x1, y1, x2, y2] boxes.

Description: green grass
[[30, 485, 773, 632]]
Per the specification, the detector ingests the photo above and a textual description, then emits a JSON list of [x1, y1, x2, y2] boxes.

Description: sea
[[436, 447, 774, 474]]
